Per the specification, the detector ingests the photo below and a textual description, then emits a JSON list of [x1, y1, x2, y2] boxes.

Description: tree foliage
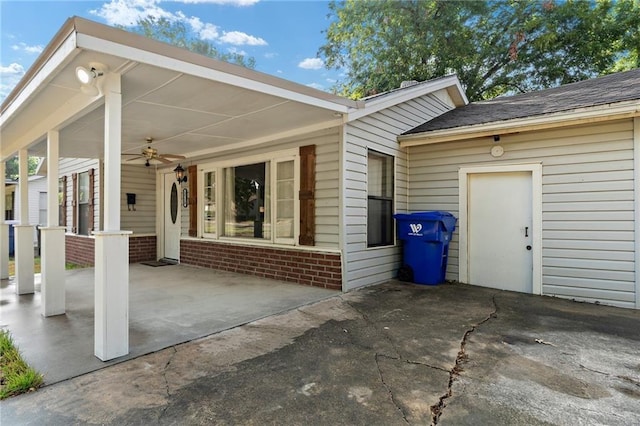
[[127, 17, 256, 69], [5, 156, 39, 181], [320, 0, 640, 100]]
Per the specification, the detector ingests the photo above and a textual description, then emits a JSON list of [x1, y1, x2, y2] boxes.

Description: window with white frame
[[200, 151, 298, 245], [203, 171, 216, 236], [367, 150, 394, 247], [77, 171, 90, 235]]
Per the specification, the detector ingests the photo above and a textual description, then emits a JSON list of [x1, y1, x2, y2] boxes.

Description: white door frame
[[458, 163, 543, 295]]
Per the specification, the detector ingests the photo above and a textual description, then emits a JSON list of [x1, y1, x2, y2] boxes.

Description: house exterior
[[4, 175, 48, 248], [399, 69, 640, 310], [0, 17, 466, 360]]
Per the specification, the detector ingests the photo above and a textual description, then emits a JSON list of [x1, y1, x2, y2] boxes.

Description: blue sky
[[0, 0, 342, 103]]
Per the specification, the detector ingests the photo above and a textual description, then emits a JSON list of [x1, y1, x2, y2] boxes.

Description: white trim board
[[633, 117, 640, 309], [458, 163, 543, 295]]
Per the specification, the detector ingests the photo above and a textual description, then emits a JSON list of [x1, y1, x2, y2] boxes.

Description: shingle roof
[[403, 68, 640, 135]]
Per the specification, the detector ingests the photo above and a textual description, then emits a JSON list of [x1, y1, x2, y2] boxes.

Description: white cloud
[[306, 82, 324, 90], [0, 63, 26, 103], [298, 58, 324, 70], [91, 0, 173, 26], [219, 31, 267, 46], [178, 0, 259, 5], [199, 23, 220, 40], [264, 52, 277, 59], [227, 47, 247, 56], [276, 70, 283, 74], [0, 63, 25, 74], [326, 78, 336, 83], [91, 1, 265, 47], [11, 42, 44, 54]]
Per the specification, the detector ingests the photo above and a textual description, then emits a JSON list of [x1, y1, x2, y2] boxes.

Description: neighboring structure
[[399, 69, 640, 309], [4, 175, 48, 248]]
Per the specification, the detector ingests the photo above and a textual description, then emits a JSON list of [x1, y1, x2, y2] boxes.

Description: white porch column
[[0, 161, 8, 280], [41, 130, 66, 316], [15, 149, 34, 295], [94, 73, 130, 361]]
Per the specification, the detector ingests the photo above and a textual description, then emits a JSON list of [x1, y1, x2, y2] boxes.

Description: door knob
[[526, 245, 532, 251]]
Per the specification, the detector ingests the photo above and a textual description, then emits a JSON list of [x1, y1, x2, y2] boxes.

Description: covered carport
[[0, 17, 358, 362], [0, 263, 335, 384]]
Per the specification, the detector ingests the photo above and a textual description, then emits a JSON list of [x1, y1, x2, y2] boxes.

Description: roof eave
[[346, 75, 468, 121], [399, 100, 640, 147]]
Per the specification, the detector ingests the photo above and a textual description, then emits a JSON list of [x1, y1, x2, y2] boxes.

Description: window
[[275, 160, 295, 241], [199, 150, 299, 245], [367, 150, 394, 247], [224, 162, 271, 240], [202, 171, 216, 236], [77, 171, 90, 235], [58, 177, 66, 227], [38, 192, 47, 226]]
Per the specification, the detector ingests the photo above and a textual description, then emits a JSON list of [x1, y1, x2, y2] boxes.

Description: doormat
[[140, 259, 176, 267]]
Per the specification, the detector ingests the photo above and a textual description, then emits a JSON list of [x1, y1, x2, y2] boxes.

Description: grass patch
[[8, 257, 87, 276], [0, 329, 43, 399]]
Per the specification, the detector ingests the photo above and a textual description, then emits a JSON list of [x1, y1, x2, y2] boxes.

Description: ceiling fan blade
[[159, 154, 186, 159], [125, 156, 144, 162], [156, 157, 172, 164]]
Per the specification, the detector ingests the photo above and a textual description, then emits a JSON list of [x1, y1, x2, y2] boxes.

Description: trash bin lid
[[394, 211, 457, 231]]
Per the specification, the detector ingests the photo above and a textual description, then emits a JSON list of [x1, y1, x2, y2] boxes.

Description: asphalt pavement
[[1, 282, 639, 425]]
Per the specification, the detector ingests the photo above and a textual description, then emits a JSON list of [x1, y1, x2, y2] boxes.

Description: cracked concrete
[[431, 296, 499, 425], [2, 282, 639, 425]]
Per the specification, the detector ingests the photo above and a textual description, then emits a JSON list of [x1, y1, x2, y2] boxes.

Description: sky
[[0, 0, 343, 104]]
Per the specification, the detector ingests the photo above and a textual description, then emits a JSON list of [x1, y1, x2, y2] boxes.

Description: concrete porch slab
[[0, 263, 336, 385]]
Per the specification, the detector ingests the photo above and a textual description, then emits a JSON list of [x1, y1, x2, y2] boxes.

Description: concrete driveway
[[1, 282, 639, 425]]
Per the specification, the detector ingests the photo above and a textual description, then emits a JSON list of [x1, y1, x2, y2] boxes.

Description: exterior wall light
[[174, 164, 188, 184], [75, 63, 105, 96]]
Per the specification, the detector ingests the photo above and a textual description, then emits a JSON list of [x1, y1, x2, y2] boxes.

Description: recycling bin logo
[[409, 223, 423, 236]]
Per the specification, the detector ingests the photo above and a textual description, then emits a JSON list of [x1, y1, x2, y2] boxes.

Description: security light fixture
[[174, 164, 187, 184], [75, 64, 106, 96]]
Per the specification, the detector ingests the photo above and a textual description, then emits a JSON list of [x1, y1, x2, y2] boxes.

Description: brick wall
[[65, 234, 157, 265], [180, 240, 342, 290], [129, 235, 157, 263], [65, 235, 95, 266]]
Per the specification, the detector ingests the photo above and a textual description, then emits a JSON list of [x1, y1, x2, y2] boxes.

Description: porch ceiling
[[1, 18, 352, 164]]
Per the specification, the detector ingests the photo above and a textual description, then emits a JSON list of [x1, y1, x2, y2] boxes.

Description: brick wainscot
[[180, 240, 342, 290], [65, 234, 157, 266]]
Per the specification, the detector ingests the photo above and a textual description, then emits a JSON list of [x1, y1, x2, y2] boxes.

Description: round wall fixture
[[490, 145, 504, 157]]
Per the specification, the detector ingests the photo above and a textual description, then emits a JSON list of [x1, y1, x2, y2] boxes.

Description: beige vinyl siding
[[344, 92, 454, 290], [121, 164, 156, 234], [176, 127, 341, 248], [408, 119, 636, 308], [59, 158, 101, 232]]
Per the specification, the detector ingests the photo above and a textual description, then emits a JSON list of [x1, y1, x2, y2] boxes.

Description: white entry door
[[467, 171, 533, 293], [164, 173, 181, 261]]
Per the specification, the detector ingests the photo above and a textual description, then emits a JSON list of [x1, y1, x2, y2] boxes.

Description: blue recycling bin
[[394, 211, 457, 285], [7, 221, 17, 257]]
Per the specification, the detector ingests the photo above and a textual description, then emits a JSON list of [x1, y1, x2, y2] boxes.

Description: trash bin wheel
[[398, 265, 414, 283]]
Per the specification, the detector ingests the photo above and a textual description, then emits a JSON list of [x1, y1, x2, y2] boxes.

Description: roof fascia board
[[0, 32, 79, 126], [399, 101, 640, 147], [181, 118, 344, 160], [1, 92, 104, 161], [346, 76, 468, 121], [76, 33, 355, 113]]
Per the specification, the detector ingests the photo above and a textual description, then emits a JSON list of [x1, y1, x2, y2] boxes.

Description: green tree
[[5, 156, 39, 181], [320, 0, 639, 101], [126, 17, 256, 69]]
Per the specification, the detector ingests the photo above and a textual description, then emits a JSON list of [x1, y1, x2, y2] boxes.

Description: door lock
[[525, 226, 529, 237], [526, 245, 532, 251]]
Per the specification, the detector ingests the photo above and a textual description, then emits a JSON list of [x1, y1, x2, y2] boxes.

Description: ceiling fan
[[123, 138, 185, 167]]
